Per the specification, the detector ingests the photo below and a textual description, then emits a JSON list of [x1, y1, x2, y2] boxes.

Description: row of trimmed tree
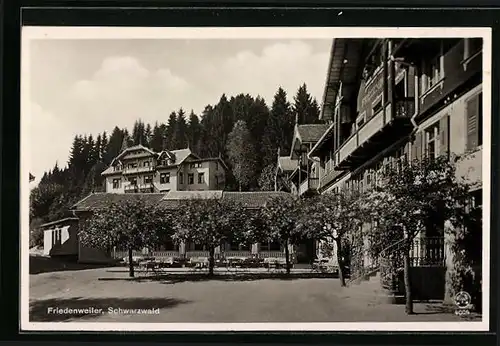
[[81, 152, 481, 315]]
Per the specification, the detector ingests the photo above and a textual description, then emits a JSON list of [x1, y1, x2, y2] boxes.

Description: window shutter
[[439, 114, 450, 158], [466, 95, 479, 150], [412, 132, 423, 161]]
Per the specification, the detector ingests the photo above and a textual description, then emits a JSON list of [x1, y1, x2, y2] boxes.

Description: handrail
[[347, 237, 406, 285], [379, 237, 406, 259]]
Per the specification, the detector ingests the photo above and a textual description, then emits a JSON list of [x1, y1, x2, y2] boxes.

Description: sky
[[26, 37, 332, 181]]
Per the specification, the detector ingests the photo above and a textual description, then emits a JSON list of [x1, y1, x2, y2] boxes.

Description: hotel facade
[[101, 145, 228, 194], [278, 37, 483, 295]]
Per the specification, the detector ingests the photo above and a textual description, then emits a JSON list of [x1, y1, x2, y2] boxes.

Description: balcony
[[122, 166, 155, 175], [334, 98, 415, 170], [298, 177, 319, 196], [124, 183, 155, 193]]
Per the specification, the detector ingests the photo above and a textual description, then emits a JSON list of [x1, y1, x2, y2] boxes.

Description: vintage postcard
[[21, 26, 491, 332]]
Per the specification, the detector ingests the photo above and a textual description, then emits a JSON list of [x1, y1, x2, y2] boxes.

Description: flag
[[29, 173, 35, 182]]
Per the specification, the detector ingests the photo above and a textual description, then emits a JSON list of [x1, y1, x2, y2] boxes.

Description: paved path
[[29, 267, 479, 323]]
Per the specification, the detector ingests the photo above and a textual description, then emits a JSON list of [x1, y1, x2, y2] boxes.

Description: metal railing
[[378, 236, 445, 291]]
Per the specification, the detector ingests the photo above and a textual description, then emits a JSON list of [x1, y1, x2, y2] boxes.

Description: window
[[215, 162, 219, 171], [466, 92, 483, 150], [52, 229, 61, 246], [357, 116, 365, 129], [372, 99, 383, 116], [190, 162, 202, 169], [160, 238, 177, 251], [112, 178, 121, 189], [422, 53, 443, 93], [229, 240, 250, 251], [215, 176, 219, 188], [161, 159, 168, 166], [425, 123, 440, 159], [394, 147, 407, 171], [198, 172, 205, 184], [144, 161, 150, 167], [261, 241, 281, 251], [128, 163, 137, 169], [188, 173, 194, 185], [179, 173, 184, 184], [144, 175, 153, 184], [193, 243, 206, 251], [129, 177, 137, 186], [160, 172, 170, 184], [464, 38, 482, 61]]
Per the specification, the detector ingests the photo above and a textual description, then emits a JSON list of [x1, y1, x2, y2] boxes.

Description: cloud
[[31, 40, 331, 175], [27, 103, 74, 179], [63, 56, 191, 135], [201, 40, 330, 105]]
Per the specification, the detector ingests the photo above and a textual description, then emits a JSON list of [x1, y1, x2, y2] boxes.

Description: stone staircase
[[347, 269, 404, 304]]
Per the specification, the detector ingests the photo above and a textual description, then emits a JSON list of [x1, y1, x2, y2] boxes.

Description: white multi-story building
[[101, 145, 228, 193]]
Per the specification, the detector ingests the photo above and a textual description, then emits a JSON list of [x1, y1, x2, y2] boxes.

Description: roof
[[170, 148, 197, 164], [163, 190, 223, 200], [278, 156, 298, 172], [111, 144, 156, 164], [71, 191, 292, 212], [71, 193, 166, 211], [40, 217, 79, 229], [296, 124, 330, 143], [319, 39, 377, 121], [223, 191, 291, 209], [101, 166, 120, 176], [308, 123, 336, 157]]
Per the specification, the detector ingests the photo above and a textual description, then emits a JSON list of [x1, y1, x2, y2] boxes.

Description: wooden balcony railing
[[124, 183, 154, 192], [394, 98, 415, 118], [334, 99, 414, 170], [122, 166, 155, 175]]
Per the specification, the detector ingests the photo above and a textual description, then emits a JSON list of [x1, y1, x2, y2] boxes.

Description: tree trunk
[[128, 247, 135, 278], [208, 246, 215, 276], [336, 239, 346, 287], [284, 239, 291, 275], [403, 246, 413, 314]]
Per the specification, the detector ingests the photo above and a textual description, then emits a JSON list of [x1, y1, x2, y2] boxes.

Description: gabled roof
[[296, 124, 331, 143], [171, 148, 199, 164], [101, 166, 121, 176], [308, 122, 336, 157], [278, 156, 298, 172], [111, 144, 156, 165]]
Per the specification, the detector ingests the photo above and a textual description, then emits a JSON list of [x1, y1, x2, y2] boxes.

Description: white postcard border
[[20, 26, 492, 332]]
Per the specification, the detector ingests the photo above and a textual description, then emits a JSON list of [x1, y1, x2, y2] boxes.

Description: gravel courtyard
[[28, 264, 480, 324]]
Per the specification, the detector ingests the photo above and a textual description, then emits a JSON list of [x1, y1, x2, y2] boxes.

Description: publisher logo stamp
[[454, 291, 472, 316]]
